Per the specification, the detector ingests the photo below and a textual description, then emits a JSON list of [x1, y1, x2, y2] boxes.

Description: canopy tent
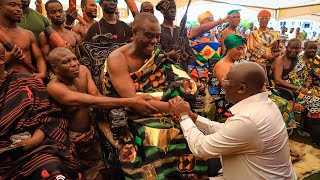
[[135, 0, 320, 21]]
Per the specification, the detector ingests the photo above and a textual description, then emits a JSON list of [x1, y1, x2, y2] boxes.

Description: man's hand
[[32, 73, 46, 80], [13, 138, 35, 151], [299, 87, 309, 95], [169, 96, 190, 118], [65, 7, 77, 25], [221, 15, 230, 24], [167, 49, 181, 60], [127, 95, 158, 115], [7, 45, 25, 62], [63, 42, 72, 50], [271, 52, 281, 59]]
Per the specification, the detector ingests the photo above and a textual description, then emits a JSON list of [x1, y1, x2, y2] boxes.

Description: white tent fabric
[[136, 0, 320, 21]]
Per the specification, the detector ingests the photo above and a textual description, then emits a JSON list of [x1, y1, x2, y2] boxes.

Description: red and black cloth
[[0, 71, 80, 179]]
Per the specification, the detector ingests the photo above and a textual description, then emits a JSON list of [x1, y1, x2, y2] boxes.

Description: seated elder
[[0, 67, 80, 179]]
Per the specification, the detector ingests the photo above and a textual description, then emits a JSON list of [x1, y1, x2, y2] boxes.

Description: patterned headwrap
[[197, 11, 214, 24], [156, 0, 175, 11], [220, 34, 247, 59], [227, 9, 241, 15], [257, 10, 271, 18]]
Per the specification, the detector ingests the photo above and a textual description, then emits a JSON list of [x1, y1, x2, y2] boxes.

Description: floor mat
[[290, 140, 320, 179]]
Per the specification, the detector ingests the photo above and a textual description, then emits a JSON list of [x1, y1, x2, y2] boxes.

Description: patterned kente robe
[[249, 29, 280, 67], [272, 58, 320, 117], [100, 50, 208, 179], [0, 71, 80, 179]]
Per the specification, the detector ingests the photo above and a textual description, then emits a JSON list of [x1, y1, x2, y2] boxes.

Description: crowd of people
[[0, 0, 319, 179]]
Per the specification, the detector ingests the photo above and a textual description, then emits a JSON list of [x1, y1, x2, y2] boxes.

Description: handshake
[[169, 96, 198, 122]]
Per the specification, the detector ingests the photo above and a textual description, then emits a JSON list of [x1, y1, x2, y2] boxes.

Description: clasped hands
[[169, 96, 197, 122]]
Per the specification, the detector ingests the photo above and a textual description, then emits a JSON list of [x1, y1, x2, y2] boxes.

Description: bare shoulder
[[38, 31, 48, 43], [17, 27, 34, 38], [214, 59, 224, 69], [38, 31, 45, 38], [274, 56, 284, 64], [107, 44, 130, 68], [72, 23, 81, 32], [47, 78, 64, 91], [79, 64, 90, 74]]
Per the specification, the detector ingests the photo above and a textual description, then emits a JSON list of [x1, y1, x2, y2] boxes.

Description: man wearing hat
[[218, 9, 241, 55], [248, 10, 280, 68], [156, 0, 195, 72]]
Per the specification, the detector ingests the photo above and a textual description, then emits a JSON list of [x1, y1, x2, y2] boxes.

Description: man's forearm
[[147, 99, 171, 113], [90, 96, 131, 109], [31, 129, 45, 147], [190, 20, 220, 38], [56, 92, 129, 108], [37, 58, 47, 75]]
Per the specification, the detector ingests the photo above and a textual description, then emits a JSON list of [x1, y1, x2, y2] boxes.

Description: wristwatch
[[179, 115, 190, 123]]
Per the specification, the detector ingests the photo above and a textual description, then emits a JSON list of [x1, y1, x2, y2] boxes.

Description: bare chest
[[58, 31, 77, 46], [127, 58, 145, 73], [5, 29, 31, 51]]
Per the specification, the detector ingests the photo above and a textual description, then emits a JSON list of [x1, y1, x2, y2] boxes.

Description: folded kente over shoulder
[[0, 71, 80, 180]]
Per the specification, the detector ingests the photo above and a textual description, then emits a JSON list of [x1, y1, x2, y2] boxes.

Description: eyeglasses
[[258, 17, 270, 20], [204, 17, 213, 22]]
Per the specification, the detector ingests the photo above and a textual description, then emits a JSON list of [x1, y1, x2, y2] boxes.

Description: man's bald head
[[48, 47, 73, 66], [48, 47, 79, 79], [132, 12, 159, 32], [224, 62, 266, 104], [229, 62, 266, 91]]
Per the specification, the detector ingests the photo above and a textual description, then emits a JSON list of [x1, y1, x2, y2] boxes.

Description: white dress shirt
[[181, 92, 296, 180]]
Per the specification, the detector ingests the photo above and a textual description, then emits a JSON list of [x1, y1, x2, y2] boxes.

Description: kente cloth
[[301, 56, 320, 97], [101, 51, 209, 179], [80, 19, 132, 93], [227, 9, 240, 15], [188, 30, 220, 113], [69, 126, 103, 168], [197, 11, 213, 24], [257, 10, 271, 18], [271, 58, 320, 114], [160, 25, 196, 72], [249, 29, 280, 67], [70, 126, 105, 179], [269, 94, 296, 129], [0, 71, 80, 180], [188, 30, 221, 64]]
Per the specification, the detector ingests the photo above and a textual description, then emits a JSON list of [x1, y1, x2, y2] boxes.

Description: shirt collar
[[229, 92, 269, 115]]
